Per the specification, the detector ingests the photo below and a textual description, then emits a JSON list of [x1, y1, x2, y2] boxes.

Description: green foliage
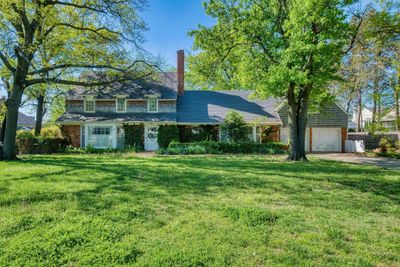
[[16, 126, 66, 154], [0, 154, 399, 265], [222, 110, 251, 143], [124, 124, 144, 151], [188, 0, 351, 101], [16, 130, 35, 140], [158, 125, 179, 148], [158, 141, 288, 155], [179, 125, 219, 142], [378, 137, 394, 154]]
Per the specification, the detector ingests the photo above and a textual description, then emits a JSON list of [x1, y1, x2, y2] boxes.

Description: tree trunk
[[3, 83, 24, 160], [0, 116, 6, 160], [356, 89, 362, 132], [34, 93, 45, 136], [287, 84, 310, 161]]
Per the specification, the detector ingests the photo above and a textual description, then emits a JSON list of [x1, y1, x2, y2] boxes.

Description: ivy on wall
[[179, 125, 219, 142], [158, 125, 179, 148], [123, 124, 144, 151]]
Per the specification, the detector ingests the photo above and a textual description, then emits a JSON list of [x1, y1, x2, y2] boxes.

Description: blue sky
[[141, 0, 214, 67]]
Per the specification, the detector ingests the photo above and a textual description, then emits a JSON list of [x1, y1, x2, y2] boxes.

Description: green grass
[[0, 154, 399, 266]]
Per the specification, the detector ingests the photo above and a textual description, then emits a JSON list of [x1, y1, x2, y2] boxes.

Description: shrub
[[17, 138, 67, 154], [124, 124, 144, 151], [40, 126, 63, 139], [16, 130, 35, 139], [379, 137, 394, 154], [158, 141, 288, 155], [158, 125, 179, 148], [178, 125, 219, 142], [221, 110, 251, 143]]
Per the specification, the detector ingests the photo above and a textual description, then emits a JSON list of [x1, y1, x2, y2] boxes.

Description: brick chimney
[[177, 50, 184, 95]]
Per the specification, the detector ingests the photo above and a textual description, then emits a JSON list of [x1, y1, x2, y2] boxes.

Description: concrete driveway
[[310, 153, 400, 171]]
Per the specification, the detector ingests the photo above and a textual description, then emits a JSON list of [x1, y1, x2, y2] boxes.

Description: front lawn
[[0, 154, 399, 266]]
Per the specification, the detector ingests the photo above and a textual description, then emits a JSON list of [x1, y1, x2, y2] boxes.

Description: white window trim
[[84, 98, 96, 113], [147, 97, 158, 113], [115, 97, 127, 113], [85, 124, 117, 149]]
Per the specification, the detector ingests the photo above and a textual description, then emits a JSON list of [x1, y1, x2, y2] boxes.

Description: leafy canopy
[[188, 0, 353, 104]]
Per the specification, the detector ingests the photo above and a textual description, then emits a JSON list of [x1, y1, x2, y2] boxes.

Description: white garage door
[[312, 128, 341, 152], [280, 127, 310, 152]]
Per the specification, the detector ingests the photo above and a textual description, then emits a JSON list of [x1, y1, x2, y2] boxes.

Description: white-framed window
[[116, 97, 126, 112], [147, 97, 158, 112], [84, 99, 95, 112]]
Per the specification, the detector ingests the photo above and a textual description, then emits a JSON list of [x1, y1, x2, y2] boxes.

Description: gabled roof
[[177, 90, 282, 124], [67, 73, 178, 100], [17, 112, 36, 126]]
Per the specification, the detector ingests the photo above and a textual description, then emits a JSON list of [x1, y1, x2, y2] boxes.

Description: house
[[57, 50, 348, 152], [0, 97, 36, 130], [381, 105, 399, 130], [348, 108, 373, 130]]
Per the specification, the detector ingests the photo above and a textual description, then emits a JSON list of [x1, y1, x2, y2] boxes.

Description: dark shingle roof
[[18, 112, 36, 126], [67, 75, 177, 100], [57, 112, 176, 123], [177, 91, 282, 124]]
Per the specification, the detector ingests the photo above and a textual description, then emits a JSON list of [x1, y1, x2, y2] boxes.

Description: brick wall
[[61, 125, 80, 147]]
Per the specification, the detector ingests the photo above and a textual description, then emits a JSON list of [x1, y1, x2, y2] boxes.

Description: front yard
[[0, 154, 399, 266]]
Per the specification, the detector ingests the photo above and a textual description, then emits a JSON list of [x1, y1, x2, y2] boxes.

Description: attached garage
[[277, 102, 348, 153], [311, 128, 341, 152], [280, 127, 344, 152]]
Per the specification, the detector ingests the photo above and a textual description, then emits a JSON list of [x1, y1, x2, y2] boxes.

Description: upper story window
[[116, 97, 126, 112], [84, 98, 95, 113], [147, 97, 158, 112]]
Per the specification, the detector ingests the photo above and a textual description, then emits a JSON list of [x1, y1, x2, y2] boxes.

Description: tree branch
[[28, 60, 157, 75], [0, 52, 16, 73], [26, 72, 154, 87]]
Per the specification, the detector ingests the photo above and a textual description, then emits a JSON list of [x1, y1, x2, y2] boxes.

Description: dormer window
[[116, 97, 126, 112], [84, 98, 95, 113], [147, 97, 158, 112]]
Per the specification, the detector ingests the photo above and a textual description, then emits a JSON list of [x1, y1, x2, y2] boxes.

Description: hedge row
[[17, 138, 68, 154], [158, 141, 288, 155]]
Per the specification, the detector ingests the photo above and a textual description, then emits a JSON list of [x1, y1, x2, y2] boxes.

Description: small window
[[147, 97, 158, 112], [116, 97, 126, 112], [84, 99, 95, 112]]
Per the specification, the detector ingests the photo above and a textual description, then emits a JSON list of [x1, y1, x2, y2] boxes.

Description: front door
[[145, 126, 159, 151]]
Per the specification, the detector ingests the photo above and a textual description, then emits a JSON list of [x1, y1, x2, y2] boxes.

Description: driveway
[[311, 153, 400, 171]]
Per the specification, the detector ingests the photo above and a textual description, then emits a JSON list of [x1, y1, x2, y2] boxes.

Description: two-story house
[[57, 50, 348, 152]]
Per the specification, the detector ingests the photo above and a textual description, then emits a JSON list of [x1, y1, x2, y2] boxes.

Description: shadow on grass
[[1, 155, 399, 213]]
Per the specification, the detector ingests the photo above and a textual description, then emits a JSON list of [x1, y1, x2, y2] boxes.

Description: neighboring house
[[57, 50, 348, 152], [381, 105, 399, 130], [349, 108, 373, 130], [0, 97, 36, 130]]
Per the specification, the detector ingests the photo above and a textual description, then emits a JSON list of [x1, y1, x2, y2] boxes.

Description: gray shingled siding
[[96, 101, 116, 112], [159, 101, 176, 112], [278, 103, 348, 128], [66, 99, 176, 113], [127, 101, 147, 112], [66, 101, 84, 112]]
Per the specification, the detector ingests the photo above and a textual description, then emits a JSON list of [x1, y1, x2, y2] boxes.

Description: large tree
[[188, 0, 359, 160], [0, 0, 154, 160], [367, 1, 400, 133]]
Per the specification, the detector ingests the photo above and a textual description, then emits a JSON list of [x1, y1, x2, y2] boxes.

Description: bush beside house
[[16, 126, 67, 154], [158, 125, 179, 148], [123, 124, 144, 151], [158, 141, 288, 155], [221, 110, 252, 143]]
